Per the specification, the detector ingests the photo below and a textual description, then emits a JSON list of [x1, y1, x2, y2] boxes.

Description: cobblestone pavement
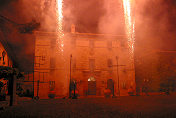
[[0, 96, 176, 118]]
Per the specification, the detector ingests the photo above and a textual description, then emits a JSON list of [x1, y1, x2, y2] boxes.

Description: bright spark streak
[[123, 0, 135, 54], [56, 0, 64, 52]]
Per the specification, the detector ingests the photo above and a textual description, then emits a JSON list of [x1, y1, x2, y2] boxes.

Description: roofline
[[34, 31, 127, 38]]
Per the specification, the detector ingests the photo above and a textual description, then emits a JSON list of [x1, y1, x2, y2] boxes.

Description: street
[[1, 96, 176, 118]]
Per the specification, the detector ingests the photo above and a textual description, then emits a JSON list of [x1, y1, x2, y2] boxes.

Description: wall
[[34, 31, 136, 98]]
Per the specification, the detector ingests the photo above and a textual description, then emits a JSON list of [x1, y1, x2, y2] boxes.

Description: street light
[[69, 54, 72, 98], [69, 54, 77, 99], [116, 56, 120, 96]]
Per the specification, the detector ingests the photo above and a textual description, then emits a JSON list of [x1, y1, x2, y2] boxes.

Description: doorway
[[88, 77, 96, 95], [107, 79, 114, 96]]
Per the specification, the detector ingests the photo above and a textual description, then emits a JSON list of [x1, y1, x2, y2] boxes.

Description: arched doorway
[[88, 77, 96, 95], [107, 79, 114, 96]]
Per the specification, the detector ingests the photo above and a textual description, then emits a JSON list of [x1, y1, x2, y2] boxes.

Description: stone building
[[0, 42, 13, 67], [135, 51, 176, 95], [0, 41, 13, 98], [34, 31, 136, 98]]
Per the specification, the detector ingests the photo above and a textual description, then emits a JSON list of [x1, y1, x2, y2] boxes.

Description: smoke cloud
[[135, 0, 176, 91], [98, 0, 125, 35], [0, 0, 175, 73], [135, 0, 176, 53]]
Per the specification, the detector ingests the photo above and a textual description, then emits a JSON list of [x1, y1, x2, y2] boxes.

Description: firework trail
[[56, 0, 64, 53], [122, 0, 135, 57]]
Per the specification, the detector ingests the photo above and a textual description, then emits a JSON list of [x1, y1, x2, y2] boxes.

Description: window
[[120, 40, 127, 48], [49, 81, 55, 91], [34, 56, 46, 67], [71, 38, 76, 48], [88, 77, 96, 81], [89, 40, 94, 55], [89, 59, 95, 73], [107, 59, 113, 67], [50, 57, 56, 68], [38, 72, 49, 82], [89, 40, 94, 49]]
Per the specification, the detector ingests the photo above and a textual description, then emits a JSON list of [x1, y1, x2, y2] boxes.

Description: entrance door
[[107, 79, 114, 96], [88, 77, 96, 95]]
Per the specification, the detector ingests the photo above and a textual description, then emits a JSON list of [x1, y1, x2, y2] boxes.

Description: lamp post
[[116, 56, 120, 96], [69, 54, 72, 98]]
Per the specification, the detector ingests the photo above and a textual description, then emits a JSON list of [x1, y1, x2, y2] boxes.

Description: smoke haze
[[0, 0, 175, 73], [98, 0, 125, 35]]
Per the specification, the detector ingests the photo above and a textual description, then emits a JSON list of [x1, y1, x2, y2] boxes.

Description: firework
[[56, 0, 64, 52], [122, 0, 135, 55]]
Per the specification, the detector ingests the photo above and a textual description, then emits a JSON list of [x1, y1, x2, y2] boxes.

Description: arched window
[[88, 76, 96, 81]]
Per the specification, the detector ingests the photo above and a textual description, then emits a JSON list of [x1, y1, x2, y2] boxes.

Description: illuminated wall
[[34, 31, 136, 98], [0, 42, 12, 67]]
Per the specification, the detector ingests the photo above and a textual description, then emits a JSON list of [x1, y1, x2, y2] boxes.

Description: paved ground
[[0, 96, 176, 118]]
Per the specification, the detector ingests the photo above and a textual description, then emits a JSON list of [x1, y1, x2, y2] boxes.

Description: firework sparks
[[56, 0, 64, 52], [122, 0, 135, 55]]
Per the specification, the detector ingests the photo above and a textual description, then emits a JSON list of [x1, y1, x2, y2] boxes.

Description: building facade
[[34, 31, 136, 98], [0, 41, 13, 97], [135, 51, 176, 95], [0, 42, 12, 67]]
